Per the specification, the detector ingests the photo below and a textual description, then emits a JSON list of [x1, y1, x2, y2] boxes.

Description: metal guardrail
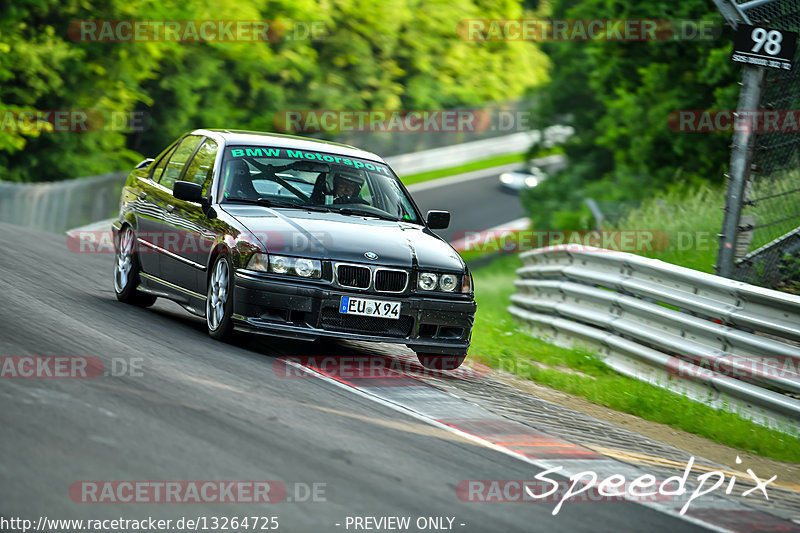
[[0, 171, 127, 233], [509, 245, 800, 434], [384, 131, 539, 176]]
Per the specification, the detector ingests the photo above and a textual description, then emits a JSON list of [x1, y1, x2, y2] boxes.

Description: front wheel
[[206, 254, 234, 340], [113, 225, 157, 307], [416, 353, 466, 371]]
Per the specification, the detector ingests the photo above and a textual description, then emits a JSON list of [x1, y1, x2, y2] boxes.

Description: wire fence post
[[717, 66, 765, 278], [712, 0, 800, 286]]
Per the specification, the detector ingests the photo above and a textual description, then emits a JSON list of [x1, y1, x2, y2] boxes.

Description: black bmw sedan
[[112, 129, 476, 369]]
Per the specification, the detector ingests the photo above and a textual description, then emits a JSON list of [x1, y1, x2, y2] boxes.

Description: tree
[[1, 0, 550, 182], [522, 0, 739, 230]]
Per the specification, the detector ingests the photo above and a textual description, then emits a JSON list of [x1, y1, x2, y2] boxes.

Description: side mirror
[[426, 210, 450, 230], [135, 158, 154, 169], [173, 181, 206, 205]]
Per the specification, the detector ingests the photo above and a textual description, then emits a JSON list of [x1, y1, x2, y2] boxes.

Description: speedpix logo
[[457, 456, 777, 517]]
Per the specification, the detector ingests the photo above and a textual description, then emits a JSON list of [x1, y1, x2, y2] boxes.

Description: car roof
[[193, 129, 386, 164]]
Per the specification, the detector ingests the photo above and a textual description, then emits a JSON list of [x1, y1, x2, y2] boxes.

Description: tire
[[113, 225, 157, 307], [206, 254, 235, 341], [416, 353, 466, 371]]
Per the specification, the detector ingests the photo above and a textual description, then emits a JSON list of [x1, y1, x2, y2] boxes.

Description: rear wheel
[[416, 353, 466, 371], [206, 255, 234, 340], [113, 225, 157, 307]]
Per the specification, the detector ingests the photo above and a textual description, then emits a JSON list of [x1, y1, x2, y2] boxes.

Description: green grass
[[468, 253, 800, 462], [608, 183, 724, 273], [400, 152, 527, 186], [607, 171, 800, 273]]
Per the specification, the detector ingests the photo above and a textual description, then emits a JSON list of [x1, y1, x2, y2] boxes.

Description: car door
[[148, 134, 205, 291], [160, 137, 219, 296], [134, 140, 178, 274]]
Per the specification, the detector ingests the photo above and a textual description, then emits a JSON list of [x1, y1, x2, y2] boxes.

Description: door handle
[[138, 192, 147, 200], [166, 204, 175, 213]]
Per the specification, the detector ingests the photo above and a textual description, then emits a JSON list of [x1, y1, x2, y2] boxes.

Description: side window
[[150, 142, 178, 183], [182, 139, 218, 195], [159, 135, 203, 191]]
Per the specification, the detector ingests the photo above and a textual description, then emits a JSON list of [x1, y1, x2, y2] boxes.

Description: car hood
[[223, 205, 465, 271]]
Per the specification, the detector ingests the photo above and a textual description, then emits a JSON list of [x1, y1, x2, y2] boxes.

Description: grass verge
[[468, 253, 800, 462], [400, 152, 527, 186], [608, 183, 724, 273]]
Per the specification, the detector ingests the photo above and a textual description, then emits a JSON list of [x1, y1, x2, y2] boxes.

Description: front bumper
[[233, 271, 476, 355]]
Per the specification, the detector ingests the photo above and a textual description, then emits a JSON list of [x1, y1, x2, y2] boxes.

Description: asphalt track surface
[[409, 170, 527, 244], [0, 222, 716, 532]]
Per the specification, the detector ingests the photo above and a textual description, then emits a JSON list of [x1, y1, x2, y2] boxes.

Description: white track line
[[283, 359, 735, 533]]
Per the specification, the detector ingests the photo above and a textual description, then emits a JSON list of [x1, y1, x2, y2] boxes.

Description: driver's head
[[332, 170, 364, 198]]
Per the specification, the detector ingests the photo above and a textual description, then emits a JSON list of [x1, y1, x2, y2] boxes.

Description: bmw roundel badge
[[364, 251, 378, 260]]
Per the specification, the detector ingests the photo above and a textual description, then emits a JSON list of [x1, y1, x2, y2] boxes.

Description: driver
[[330, 169, 366, 203]]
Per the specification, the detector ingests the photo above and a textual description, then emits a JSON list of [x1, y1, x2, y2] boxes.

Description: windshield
[[218, 146, 422, 224]]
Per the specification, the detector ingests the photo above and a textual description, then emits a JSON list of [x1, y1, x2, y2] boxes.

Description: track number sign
[[732, 24, 797, 70]]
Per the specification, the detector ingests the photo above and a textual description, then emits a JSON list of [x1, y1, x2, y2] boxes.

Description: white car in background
[[498, 153, 567, 193], [499, 165, 547, 193]]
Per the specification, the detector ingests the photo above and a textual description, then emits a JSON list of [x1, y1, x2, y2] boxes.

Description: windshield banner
[[229, 147, 390, 174]]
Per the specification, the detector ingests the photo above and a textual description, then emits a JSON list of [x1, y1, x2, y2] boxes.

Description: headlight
[[500, 173, 513, 184], [270, 255, 291, 274], [524, 177, 538, 188], [294, 258, 320, 278], [418, 272, 464, 292], [439, 274, 458, 292], [247, 254, 321, 278], [418, 272, 438, 291]]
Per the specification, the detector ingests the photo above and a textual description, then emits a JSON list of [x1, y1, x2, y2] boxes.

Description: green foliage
[[522, 0, 740, 230], [0, 0, 549, 182], [606, 170, 800, 275], [609, 182, 724, 273], [779, 253, 800, 284]]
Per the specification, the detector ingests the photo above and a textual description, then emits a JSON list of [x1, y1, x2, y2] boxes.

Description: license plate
[[339, 296, 401, 320]]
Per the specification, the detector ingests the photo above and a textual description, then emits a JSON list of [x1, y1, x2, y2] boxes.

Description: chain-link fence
[[715, 0, 800, 287]]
